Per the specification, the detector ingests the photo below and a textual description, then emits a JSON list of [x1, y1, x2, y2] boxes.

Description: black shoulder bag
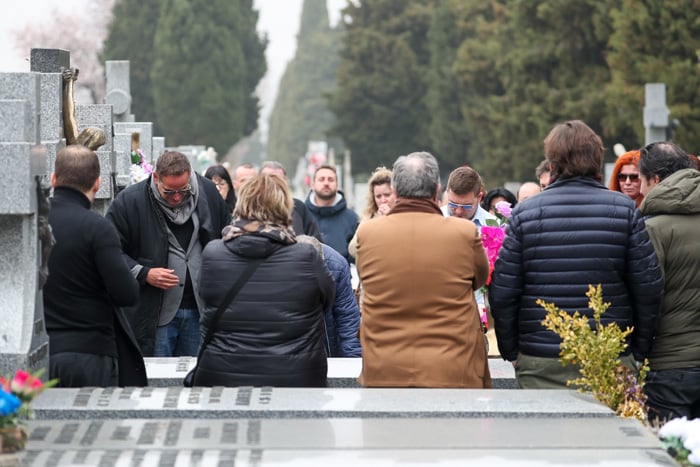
[[183, 258, 264, 387]]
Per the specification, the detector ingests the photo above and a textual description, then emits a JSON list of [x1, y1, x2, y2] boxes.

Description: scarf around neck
[[150, 172, 199, 225], [222, 218, 297, 245]]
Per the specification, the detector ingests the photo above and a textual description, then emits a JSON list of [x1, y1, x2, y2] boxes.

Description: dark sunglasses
[[161, 184, 192, 196], [617, 173, 639, 182]]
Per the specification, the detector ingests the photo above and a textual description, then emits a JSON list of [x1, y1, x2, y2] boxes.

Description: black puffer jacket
[[490, 177, 663, 362], [193, 233, 335, 387]]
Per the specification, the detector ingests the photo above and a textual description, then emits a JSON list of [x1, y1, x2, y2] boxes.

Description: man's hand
[[146, 268, 180, 290]]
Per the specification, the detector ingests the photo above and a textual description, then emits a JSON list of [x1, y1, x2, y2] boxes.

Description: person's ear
[[50, 173, 57, 188], [92, 176, 101, 194]]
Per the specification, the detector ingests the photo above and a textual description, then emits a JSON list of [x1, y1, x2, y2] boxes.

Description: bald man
[[517, 182, 541, 202]]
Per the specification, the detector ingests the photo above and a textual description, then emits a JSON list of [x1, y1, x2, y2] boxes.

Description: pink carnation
[[495, 200, 512, 218]]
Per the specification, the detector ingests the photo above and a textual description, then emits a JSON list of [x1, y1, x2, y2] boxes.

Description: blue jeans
[[154, 308, 201, 357]]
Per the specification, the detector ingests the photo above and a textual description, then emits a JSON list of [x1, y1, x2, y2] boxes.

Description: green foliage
[[424, 0, 472, 173], [330, 0, 700, 187], [539, 284, 649, 423], [267, 0, 341, 170], [605, 0, 700, 151], [101, 0, 162, 128], [151, 0, 266, 155], [328, 0, 436, 175]]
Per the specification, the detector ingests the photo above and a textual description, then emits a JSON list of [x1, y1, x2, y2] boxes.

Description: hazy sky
[[0, 0, 347, 138]]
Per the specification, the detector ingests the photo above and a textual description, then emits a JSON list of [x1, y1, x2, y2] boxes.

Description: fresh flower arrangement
[[658, 417, 700, 466], [0, 369, 56, 453], [130, 148, 153, 184], [539, 284, 649, 423], [477, 201, 512, 330]]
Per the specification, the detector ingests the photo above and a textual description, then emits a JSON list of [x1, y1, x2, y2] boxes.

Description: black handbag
[[183, 258, 264, 387]]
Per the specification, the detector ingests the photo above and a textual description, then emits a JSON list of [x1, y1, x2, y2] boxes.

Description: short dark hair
[[638, 141, 693, 182], [481, 187, 517, 211], [535, 159, 551, 178], [544, 120, 604, 180], [54, 145, 100, 192], [314, 165, 337, 180], [447, 166, 482, 196], [156, 151, 191, 177]]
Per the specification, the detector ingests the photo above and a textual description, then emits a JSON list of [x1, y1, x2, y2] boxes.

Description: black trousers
[[50, 352, 119, 387], [646, 366, 700, 423]]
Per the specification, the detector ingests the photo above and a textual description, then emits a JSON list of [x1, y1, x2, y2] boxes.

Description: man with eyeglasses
[[441, 166, 496, 229], [107, 151, 231, 357]]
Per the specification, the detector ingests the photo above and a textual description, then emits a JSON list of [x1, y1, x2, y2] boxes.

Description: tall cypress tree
[[425, 0, 472, 173], [151, 0, 266, 155], [101, 0, 162, 126], [266, 0, 341, 172], [329, 0, 435, 175]]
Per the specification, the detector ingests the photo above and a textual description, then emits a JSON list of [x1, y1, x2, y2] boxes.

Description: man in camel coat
[[356, 151, 491, 388]]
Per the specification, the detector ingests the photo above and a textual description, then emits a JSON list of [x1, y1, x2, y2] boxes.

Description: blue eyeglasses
[[447, 201, 474, 211]]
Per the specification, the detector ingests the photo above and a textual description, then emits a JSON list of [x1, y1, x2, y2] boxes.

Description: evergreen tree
[[101, 0, 162, 126], [606, 0, 700, 151], [151, 0, 266, 155], [425, 0, 472, 174], [266, 0, 341, 171], [455, 0, 618, 185], [329, 0, 435, 175]]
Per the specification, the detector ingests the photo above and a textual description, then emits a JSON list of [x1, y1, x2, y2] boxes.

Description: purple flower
[[495, 201, 512, 218]]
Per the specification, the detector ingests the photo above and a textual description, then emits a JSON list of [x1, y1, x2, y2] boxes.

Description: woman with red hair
[[609, 150, 643, 207]]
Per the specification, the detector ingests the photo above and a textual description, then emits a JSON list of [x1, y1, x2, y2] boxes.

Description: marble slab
[[31, 387, 613, 420], [19, 417, 673, 466]]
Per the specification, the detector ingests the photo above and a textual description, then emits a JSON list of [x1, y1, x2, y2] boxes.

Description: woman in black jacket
[[194, 173, 335, 387]]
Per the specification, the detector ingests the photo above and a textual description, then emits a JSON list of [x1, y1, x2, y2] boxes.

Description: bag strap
[[197, 257, 264, 357]]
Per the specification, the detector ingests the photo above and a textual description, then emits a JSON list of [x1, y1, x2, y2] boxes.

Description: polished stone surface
[[32, 387, 612, 420], [20, 417, 674, 466]]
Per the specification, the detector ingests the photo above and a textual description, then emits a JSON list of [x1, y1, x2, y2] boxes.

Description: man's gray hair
[[392, 151, 440, 199]]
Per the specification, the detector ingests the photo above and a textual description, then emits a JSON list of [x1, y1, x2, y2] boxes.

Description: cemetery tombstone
[[104, 61, 134, 123], [643, 83, 669, 145], [0, 71, 50, 377]]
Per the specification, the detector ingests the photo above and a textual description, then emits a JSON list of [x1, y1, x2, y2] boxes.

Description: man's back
[[356, 209, 490, 388], [44, 187, 138, 355], [490, 176, 663, 362]]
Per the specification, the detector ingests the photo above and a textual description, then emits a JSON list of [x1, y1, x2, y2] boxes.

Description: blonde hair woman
[[349, 167, 397, 258], [194, 174, 334, 387]]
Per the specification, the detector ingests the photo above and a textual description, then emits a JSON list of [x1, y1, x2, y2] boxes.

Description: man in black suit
[[43, 145, 146, 387]]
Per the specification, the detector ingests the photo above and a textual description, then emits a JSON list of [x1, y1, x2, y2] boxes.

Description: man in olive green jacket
[[639, 141, 700, 422]]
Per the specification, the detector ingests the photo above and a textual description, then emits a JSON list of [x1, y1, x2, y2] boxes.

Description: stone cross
[[0, 71, 50, 377], [104, 61, 134, 123], [643, 83, 669, 145]]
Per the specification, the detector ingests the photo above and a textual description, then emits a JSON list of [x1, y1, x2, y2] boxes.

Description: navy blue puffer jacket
[[490, 177, 663, 362]]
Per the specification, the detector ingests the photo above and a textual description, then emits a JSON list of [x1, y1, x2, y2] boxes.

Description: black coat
[[44, 187, 146, 386], [490, 177, 663, 362], [193, 233, 335, 387], [106, 174, 231, 356]]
